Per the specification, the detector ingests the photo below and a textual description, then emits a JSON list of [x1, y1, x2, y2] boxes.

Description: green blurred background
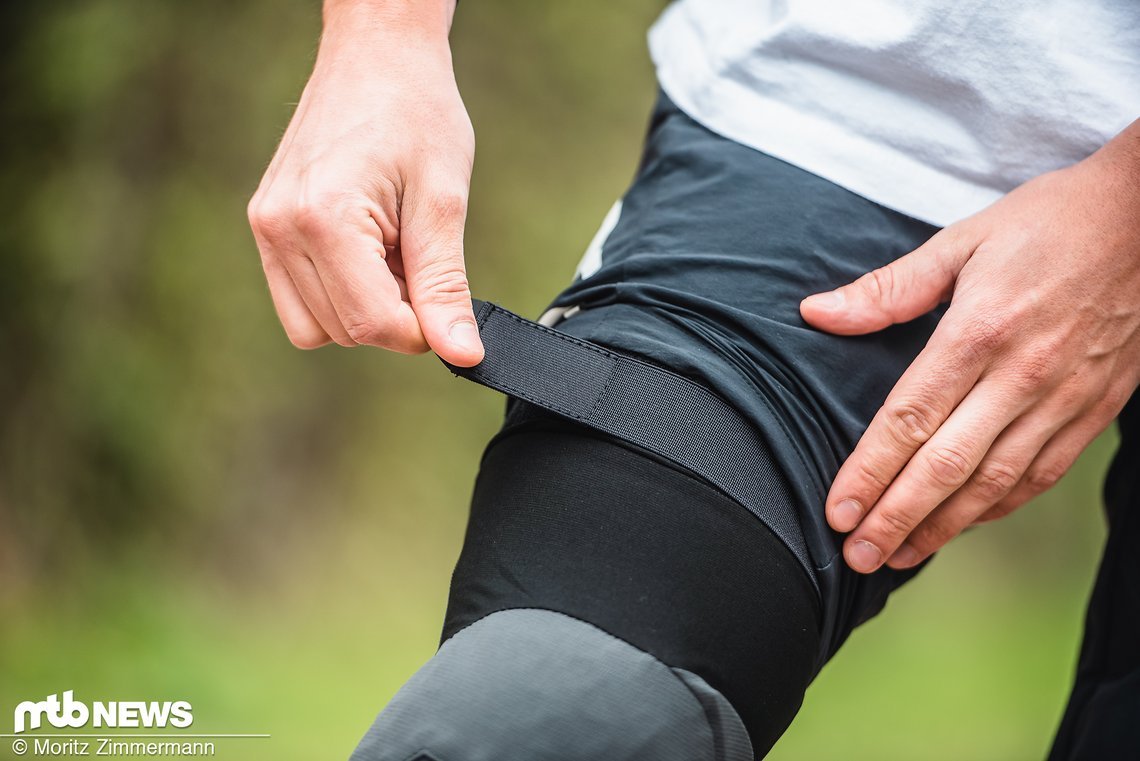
[[0, 2, 1117, 759]]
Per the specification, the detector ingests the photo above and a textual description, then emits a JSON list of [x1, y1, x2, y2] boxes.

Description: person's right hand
[[247, 1, 483, 366]]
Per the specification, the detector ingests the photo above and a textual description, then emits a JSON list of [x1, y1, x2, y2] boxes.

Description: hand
[[800, 121, 1140, 574], [247, 0, 483, 365]]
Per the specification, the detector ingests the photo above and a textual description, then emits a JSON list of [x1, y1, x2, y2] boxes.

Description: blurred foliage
[[0, 1, 1116, 759]]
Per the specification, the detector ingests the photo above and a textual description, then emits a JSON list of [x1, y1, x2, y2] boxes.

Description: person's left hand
[[800, 121, 1140, 574]]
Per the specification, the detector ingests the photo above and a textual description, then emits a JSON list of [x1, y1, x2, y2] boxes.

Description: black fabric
[[443, 405, 821, 757], [442, 299, 814, 588], [428, 87, 1140, 758], [1048, 392, 1140, 761], [534, 91, 939, 663]]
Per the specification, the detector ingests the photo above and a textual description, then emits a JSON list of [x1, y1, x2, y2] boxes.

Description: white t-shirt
[[649, 0, 1139, 226]]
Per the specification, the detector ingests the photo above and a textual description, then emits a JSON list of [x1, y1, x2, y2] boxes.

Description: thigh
[[441, 405, 821, 757], [387, 89, 949, 760], [541, 91, 946, 661]]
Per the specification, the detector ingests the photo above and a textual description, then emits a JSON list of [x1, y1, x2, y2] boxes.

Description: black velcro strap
[[441, 300, 816, 590]]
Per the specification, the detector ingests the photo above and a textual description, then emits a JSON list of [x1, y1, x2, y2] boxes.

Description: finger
[[261, 254, 332, 349], [310, 249, 426, 353], [825, 307, 997, 534], [976, 406, 1116, 524], [308, 232, 428, 354], [400, 177, 484, 367], [842, 378, 1028, 573], [800, 225, 975, 335], [249, 198, 333, 349], [887, 402, 1071, 568], [284, 255, 356, 347]]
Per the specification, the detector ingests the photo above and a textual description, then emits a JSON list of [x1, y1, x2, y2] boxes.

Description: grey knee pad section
[[349, 609, 754, 761], [673, 668, 756, 761]]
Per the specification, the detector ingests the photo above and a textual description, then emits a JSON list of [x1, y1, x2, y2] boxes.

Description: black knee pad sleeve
[[442, 406, 822, 755]]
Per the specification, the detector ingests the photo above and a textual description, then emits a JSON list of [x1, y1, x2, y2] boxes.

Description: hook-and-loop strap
[[441, 299, 817, 592]]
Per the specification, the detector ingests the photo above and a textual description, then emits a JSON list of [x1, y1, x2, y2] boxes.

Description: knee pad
[[444, 416, 820, 753], [349, 609, 754, 761]]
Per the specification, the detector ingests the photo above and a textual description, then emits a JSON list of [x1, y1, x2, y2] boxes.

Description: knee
[[349, 609, 753, 761]]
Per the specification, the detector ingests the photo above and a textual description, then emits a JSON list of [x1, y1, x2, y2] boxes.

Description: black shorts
[[454, 90, 946, 661]]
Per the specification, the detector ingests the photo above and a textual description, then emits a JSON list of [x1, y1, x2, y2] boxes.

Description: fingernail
[[449, 321, 482, 354], [832, 498, 864, 532], [847, 540, 882, 573], [889, 543, 920, 569], [805, 290, 845, 309]]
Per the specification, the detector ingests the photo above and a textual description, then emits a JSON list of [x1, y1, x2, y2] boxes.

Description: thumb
[[401, 180, 484, 367], [799, 229, 971, 335]]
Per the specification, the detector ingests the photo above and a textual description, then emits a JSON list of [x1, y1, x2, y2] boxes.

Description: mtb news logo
[[13, 691, 193, 734]]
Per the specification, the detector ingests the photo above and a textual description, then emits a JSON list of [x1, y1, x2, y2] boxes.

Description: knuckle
[[854, 454, 894, 493], [1026, 462, 1067, 492], [246, 194, 262, 226], [248, 199, 290, 244], [875, 506, 917, 539], [343, 317, 387, 347], [1014, 350, 1058, 390], [293, 188, 363, 240], [910, 518, 955, 554], [970, 460, 1021, 501], [961, 313, 1013, 357], [427, 187, 469, 221], [860, 266, 896, 303], [883, 400, 938, 448], [923, 444, 973, 487], [413, 259, 471, 303], [1035, 332, 1068, 361], [293, 196, 335, 239]]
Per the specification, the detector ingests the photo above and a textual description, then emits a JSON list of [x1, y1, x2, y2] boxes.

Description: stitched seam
[[587, 364, 618, 420], [473, 300, 494, 327]]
